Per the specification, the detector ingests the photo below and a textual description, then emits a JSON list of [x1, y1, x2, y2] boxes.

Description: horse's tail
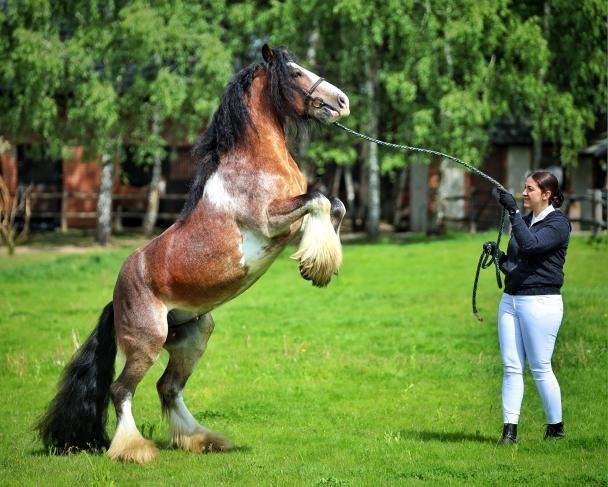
[[37, 302, 116, 454]]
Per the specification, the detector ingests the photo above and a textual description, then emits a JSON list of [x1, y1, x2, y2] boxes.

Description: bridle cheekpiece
[[303, 77, 339, 113]]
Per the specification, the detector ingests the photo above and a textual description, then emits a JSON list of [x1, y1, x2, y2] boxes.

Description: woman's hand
[[483, 241, 504, 261], [497, 188, 519, 215]]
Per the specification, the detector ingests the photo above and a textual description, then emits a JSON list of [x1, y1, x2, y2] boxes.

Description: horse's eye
[[291, 71, 303, 78]]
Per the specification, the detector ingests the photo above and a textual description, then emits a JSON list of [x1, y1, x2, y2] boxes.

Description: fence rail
[[439, 190, 607, 234], [24, 190, 188, 230], [19, 188, 608, 234]]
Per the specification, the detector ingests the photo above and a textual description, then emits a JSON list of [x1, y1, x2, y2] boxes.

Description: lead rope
[[334, 122, 506, 320], [471, 209, 506, 320]]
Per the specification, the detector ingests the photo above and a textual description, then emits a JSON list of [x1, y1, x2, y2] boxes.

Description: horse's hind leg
[[157, 312, 232, 453], [107, 301, 167, 463]]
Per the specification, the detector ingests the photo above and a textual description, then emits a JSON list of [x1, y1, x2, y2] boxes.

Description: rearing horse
[[37, 44, 350, 463]]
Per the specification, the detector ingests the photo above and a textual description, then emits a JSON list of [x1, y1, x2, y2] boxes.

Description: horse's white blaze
[[288, 61, 349, 118], [289, 61, 344, 94], [288, 61, 322, 87], [291, 196, 342, 286], [240, 229, 276, 274]]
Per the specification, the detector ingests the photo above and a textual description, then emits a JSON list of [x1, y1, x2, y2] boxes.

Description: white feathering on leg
[[291, 198, 343, 287], [107, 399, 159, 464], [169, 395, 232, 452]]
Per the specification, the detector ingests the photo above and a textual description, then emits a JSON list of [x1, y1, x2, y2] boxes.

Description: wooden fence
[[20, 188, 608, 234], [439, 189, 607, 234], [26, 190, 187, 231]]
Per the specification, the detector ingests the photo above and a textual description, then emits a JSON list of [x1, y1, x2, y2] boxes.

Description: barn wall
[[63, 147, 101, 228]]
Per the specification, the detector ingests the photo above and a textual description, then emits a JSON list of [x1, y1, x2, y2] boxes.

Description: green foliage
[[0, 0, 63, 147], [1, 0, 234, 163], [0, 235, 606, 483], [111, 0, 232, 151], [68, 78, 119, 154], [497, 1, 606, 165], [257, 0, 605, 173], [1, 0, 605, 173], [308, 142, 357, 167]]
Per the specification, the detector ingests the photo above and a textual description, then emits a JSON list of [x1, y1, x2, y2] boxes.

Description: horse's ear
[[262, 43, 275, 64]]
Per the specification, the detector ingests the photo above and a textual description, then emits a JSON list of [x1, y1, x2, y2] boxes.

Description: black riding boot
[[499, 423, 518, 445], [544, 422, 565, 440]]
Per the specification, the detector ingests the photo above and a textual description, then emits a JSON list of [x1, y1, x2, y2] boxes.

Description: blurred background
[[1, 0, 606, 250]]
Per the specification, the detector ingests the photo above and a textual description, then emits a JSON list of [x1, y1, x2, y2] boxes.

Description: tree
[[3, 1, 235, 244], [108, 0, 232, 236], [60, 1, 234, 242], [0, 1, 64, 252], [0, 0, 63, 151], [4, 1, 604, 242], [259, 0, 505, 236], [503, 0, 607, 166], [54, 1, 122, 245], [257, 0, 606, 237]]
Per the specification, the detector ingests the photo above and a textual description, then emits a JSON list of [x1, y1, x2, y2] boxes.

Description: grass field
[[0, 232, 606, 485]]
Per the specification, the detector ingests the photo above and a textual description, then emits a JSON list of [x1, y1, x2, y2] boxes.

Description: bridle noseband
[[307, 77, 325, 98], [302, 77, 340, 113]]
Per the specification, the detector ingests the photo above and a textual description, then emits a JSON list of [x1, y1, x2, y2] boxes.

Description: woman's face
[[522, 176, 550, 212]]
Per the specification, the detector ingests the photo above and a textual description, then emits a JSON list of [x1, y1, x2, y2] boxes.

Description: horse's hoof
[[299, 263, 313, 281], [298, 258, 335, 287], [173, 431, 233, 453], [107, 436, 159, 464]]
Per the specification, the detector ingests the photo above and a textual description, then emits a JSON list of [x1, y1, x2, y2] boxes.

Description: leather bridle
[[302, 76, 340, 113]]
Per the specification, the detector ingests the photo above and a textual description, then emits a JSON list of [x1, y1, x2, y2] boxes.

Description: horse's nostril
[[337, 94, 346, 108]]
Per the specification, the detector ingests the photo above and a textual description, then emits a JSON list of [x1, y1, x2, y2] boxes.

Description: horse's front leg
[[267, 191, 346, 287], [328, 197, 346, 233]]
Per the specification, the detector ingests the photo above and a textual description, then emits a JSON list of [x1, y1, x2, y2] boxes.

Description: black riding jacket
[[499, 209, 571, 295]]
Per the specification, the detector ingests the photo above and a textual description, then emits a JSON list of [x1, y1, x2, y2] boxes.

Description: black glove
[[483, 241, 505, 261], [483, 241, 497, 255], [497, 188, 518, 215]]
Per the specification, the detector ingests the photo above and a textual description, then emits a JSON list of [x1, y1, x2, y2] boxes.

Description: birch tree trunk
[[344, 164, 356, 231], [143, 111, 162, 236], [356, 158, 368, 231], [364, 54, 380, 241], [96, 152, 113, 245], [143, 155, 162, 236]]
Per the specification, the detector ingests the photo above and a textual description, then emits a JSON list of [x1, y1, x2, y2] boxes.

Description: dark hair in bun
[[529, 170, 564, 208]]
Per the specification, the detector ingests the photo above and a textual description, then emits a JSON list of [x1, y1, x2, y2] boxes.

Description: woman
[[490, 170, 571, 445]]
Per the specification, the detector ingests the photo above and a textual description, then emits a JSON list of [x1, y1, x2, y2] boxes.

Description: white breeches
[[498, 293, 563, 424]]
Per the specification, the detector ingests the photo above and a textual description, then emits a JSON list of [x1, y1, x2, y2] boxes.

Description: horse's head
[[262, 44, 350, 124]]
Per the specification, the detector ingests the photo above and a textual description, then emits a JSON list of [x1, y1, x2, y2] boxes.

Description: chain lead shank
[[334, 122, 508, 320]]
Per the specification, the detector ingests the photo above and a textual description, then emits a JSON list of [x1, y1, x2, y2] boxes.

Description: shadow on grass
[[29, 447, 107, 457], [30, 441, 252, 458], [397, 429, 496, 444]]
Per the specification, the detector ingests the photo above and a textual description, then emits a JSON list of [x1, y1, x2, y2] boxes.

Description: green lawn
[[0, 233, 606, 485]]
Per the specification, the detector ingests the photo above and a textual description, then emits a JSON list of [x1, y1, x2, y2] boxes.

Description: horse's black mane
[[179, 47, 303, 220]]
